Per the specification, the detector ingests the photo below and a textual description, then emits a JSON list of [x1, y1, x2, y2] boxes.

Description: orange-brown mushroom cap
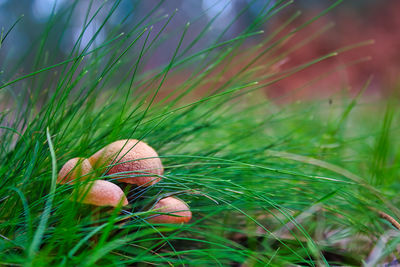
[[75, 180, 129, 207], [57, 157, 93, 184], [89, 139, 163, 187], [149, 197, 192, 224]]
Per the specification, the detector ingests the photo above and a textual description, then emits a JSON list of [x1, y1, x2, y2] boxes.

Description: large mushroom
[[57, 157, 93, 184], [74, 180, 129, 207], [149, 197, 192, 224], [89, 139, 163, 187]]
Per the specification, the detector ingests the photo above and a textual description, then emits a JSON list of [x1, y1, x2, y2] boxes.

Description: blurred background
[[0, 0, 398, 100]]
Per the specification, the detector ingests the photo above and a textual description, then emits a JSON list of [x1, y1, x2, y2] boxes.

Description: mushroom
[[89, 139, 163, 187], [74, 180, 129, 207], [149, 197, 192, 224], [57, 157, 93, 184]]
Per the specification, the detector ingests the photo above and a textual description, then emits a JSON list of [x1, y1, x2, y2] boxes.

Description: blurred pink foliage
[[152, 1, 400, 103], [268, 1, 400, 101]]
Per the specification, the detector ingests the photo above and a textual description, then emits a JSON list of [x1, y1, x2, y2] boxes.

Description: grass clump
[[0, 0, 399, 266]]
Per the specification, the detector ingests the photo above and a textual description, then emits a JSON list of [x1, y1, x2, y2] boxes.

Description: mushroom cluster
[[57, 139, 192, 224]]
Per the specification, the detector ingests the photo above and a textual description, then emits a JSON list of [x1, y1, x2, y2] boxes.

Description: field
[[1, 1, 399, 266]]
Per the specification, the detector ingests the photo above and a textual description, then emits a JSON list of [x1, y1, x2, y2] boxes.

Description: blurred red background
[[266, 0, 400, 101], [158, 1, 400, 103]]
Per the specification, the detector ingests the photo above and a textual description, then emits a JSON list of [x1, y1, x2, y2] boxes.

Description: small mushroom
[[89, 139, 163, 187], [149, 197, 192, 224], [57, 157, 93, 184], [74, 180, 129, 207]]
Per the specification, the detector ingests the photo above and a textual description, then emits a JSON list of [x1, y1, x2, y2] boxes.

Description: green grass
[[1, 0, 400, 266]]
